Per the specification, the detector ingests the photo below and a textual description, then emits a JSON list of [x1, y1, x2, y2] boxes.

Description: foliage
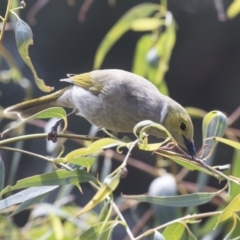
[[1, 1, 240, 239]]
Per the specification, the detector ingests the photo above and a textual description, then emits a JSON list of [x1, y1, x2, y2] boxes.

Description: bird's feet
[[47, 110, 76, 142], [47, 119, 62, 143]]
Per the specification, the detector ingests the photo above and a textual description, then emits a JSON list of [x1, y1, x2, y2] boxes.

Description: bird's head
[[163, 101, 196, 159]]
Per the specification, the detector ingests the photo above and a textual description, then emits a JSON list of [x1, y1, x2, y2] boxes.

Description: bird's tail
[[4, 87, 69, 119]]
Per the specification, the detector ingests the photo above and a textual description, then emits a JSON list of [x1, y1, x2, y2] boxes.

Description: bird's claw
[[47, 126, 58, 143]]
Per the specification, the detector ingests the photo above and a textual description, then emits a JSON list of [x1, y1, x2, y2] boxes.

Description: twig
[[135, 210, 222, 239], [0, 133, 100, 146], [78, 0, 94, 22], [0, 0, 13, 54], [26, 0, 50, 25]]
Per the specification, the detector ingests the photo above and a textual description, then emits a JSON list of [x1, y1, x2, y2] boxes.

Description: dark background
[[0, 0, 240, 238]]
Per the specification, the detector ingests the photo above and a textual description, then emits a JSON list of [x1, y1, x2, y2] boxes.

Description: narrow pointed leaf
[[163, 222, 185, 240], [131, 18, 163, 31], [1, 169, 94, 196], [216, 193, 240, 228], [157, 152, 213, 175], [230, 150, 240, 199], [10, 192, 49, 216], [63, 138, 126, 160], [202, 111, 227, 150], [132, 34, 153, 76], [68, 157, 95, 169], [214, 137, 240, 149], [94, 3, 159, 69], [0, 186, 58, 210], [185, 107, 207, 118], [123, 189, 219, 207], [14, 15, 53, 92], [227, 0, 240, 19], [75, 172, 121, 217]]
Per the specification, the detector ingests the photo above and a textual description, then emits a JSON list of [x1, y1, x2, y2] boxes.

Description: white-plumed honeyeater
[[4, 69, 196, 158]]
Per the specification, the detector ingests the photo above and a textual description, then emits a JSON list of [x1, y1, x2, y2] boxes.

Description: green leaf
[[132, 34, 153, 76], [153, 17, 176, 85], [75, 171, 121, 217], [227, 0, 240, 19], [57, 157, 95, 170], [1, 169, 94, 196], [78, 221, 121, 239], [214, 137, 240, 149], [216, 193, 240, 228], [1, 107, 67, 137], [10, 192, 49, 216], [123, 189, 218, 207], [13, 14, 53, 92], [0, 186, 58, 210], [131, 18, 163, 31], [63, 138, 127, 160], [98, 200, 112, 222], [93, 3, 159, 69], [185, 107, 207, 119], [202, 111, 227, 149], [163, 222, 185, 240], [157, 151, 213, 175], [0, 155, 5, 192], [230, 150, 240, 199]]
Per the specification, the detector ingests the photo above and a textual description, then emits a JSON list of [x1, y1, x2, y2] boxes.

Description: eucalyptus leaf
[[10, 192, 49, 216], [215, 193, 240, 228], [132, 34, 153, 76], [185, 107, 207, 119], [13, 14, 53, 92], [75, 172, 121, 217], [0, 186, 58, 210], [163, 222, 185, 240], [230, 150, 240, 199], [63, 138, 127, 161], [227, 0, 240, 19], [1, 169, 94, 196], [94, 3, 159, 69], [214, 137, 240, 149], [157, 152, 212, 176], [202, 111, 227, 153], [131, 18, 163, 31], [123, 189, 218, 207]]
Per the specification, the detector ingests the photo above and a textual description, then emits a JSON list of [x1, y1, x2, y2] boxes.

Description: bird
[[4, 69, 196, 158]]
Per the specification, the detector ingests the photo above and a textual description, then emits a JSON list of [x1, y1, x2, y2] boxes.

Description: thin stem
[[0, 146, 54, 163], [0, 146, 74, 172], [0, 133, 100, 146], [109, 139, 139, 177], [0, 0, 13, 54], [135, 211, 222, 240], [89, 181, 135, 240]]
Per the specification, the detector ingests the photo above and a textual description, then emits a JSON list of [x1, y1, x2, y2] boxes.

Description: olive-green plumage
[[4, 69, 196, 158]]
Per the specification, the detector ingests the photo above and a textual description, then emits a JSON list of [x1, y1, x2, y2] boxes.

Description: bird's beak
[[183, 136, 196, 159]]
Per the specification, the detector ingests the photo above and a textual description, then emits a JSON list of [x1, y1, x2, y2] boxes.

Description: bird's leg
[[47, 110, 76, 143]]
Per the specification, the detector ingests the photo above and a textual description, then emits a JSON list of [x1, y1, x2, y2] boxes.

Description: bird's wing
[[60, 73, 104, 95]]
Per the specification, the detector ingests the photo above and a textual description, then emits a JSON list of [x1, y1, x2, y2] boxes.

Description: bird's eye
[[180, 122, 186, 131]]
